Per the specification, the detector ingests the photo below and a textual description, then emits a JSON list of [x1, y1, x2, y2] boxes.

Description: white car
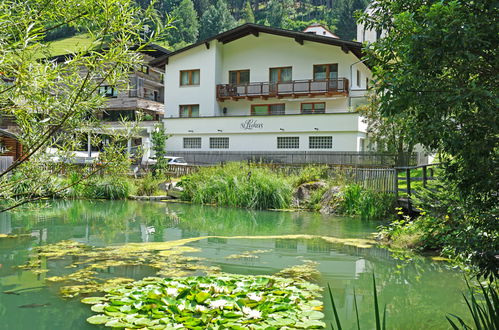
[[145, 156, 188, 166]]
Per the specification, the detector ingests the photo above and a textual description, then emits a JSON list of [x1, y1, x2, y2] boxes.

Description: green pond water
[[0, 200, 468, 329]]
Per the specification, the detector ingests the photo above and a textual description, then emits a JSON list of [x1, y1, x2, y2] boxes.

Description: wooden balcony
[[217, 78, 349, 101]]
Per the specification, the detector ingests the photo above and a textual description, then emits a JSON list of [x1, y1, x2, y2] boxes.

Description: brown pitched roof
[[150, 23, 365, 67]]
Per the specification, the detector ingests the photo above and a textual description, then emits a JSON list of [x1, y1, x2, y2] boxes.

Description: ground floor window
[[251, 104, 285, 115], [277, 137, 299, 149], [183, 137, 201, 149], [210, 137, 229, 149], [179, 105, 200, 118], [309, 136, 333, 149], [301, 102, 325, 114]]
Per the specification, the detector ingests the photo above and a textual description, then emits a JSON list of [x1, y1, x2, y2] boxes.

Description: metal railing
[[217, 78, 349, 99]]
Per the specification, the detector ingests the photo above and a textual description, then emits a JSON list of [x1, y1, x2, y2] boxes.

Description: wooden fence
[[395, 163, 441, 209]]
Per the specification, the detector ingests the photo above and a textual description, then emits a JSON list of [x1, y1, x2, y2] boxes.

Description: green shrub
[[135, 172, 161, 196], [339, 184, 396, 221], [181, 162, 292, 209], [293, 165, 329, 186]]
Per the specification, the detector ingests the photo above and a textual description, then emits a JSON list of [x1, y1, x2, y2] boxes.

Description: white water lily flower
[[246, 292, 262, 301], [178, 303, 186, 311], [212, 285, 226, 294], [195, 305, 208, 312], [166, 287, 178, 297], [209, 299, 228, 309], [242, 306, 262, 319]]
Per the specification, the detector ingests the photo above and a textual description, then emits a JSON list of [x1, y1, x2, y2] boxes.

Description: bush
[[181, 162, 293, 209], [339, 184, 396, 221], [134, 172, 161, 196], [293, 165, 329, 186]]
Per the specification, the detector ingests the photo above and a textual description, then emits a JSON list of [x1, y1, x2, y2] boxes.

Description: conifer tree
[[334, 0, 368, 40], [241, 1, 255, 23], [199, 0, 237, 40], [167, 0, 199, 46]]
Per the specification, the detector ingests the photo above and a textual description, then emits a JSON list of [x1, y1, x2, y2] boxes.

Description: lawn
[[45, 34, 94, 56]]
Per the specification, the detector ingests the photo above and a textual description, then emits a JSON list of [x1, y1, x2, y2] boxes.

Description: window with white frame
[[309, 136, 333, 149], [277, 137, 299, 149], [210, 137, 229, 149], [183, 137, 201, 149]]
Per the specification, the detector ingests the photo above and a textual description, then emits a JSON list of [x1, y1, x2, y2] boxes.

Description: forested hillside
[[46, 0, 369, 50]]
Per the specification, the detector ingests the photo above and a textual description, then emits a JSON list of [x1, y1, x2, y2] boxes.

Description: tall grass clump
[[134, 172, 161, 196], [85, 177, 133, 200], [339, 184, 396, 221], [180, 162, 293, 209]]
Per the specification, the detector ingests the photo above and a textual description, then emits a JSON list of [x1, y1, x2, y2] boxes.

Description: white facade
[[161, 25, 371, 155], [356, 5, 387, 43]]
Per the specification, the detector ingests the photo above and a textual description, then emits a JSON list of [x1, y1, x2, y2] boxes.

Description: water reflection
[[0, 200, 468, 329]]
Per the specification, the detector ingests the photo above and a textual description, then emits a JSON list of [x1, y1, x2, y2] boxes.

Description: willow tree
[[0, 0, 170, 211]]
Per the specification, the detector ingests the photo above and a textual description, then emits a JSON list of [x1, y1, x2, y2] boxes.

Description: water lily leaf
[[91, 304, 107, 313], [86, 315, 110, 325], [304, 310, 325, 320], [104, 319, 132, 328], [81, 297, 107, 305], [195, 291, 210, 304]]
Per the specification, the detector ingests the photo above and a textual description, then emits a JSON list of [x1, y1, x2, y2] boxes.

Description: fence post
[[406, 168, 411, 197], [422, 166, 427, 188]]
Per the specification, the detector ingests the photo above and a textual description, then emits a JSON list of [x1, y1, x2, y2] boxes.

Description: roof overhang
[[150, 23, 366, 68]]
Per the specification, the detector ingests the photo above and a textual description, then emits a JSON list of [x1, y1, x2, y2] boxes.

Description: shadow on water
[[0, 200, 468, 329]]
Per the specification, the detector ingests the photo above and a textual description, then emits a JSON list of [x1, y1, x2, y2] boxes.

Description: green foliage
[[339, 184, 396, 221], [447, 280, 499, 330], [82, 275, 326, 328], [134, 172, 161, 196], [334, 0, 368, 40], [180, 162, 293, 209], [167, 0, 199, 47], [241, 0, 255, 23], [150, 124, 169, 175], [85, 177, 134, 200], [199, 0, 237, 40], [328, 274, 387, 330], [293, 165, 330, 186], [359, 0, 498, 233]]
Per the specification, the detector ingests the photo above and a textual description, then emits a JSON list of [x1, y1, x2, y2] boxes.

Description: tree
[[265, 0, 295, 28], [358, 93, 418, 166], [334, 0, 368, 40], [0, 0, 168, 211], [151, 124, 169, 175], [198, 0, 237, 40], [241, 1, 255, 23], [167, 0, 199, 46], [359, 0, 498, 277]]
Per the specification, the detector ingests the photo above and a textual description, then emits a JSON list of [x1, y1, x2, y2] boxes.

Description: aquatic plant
[[85, 177, 134, 199], [180, 162, 293, 209], [339, 184, 396, 221], [328, 274, 387, 330], [82, 275, 326, 329], [447, 279, 498, 330], [134, 172, 162, 196]]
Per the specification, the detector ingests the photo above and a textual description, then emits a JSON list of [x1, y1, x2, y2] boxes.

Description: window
[[309, 136, 333, 149], [357, 69, 361, 87], [229, 70, 250, 84], [183, 137, 201, 149], [251, 104, 285, 116], [301, 103, 325, 114], [139, 65, 149, 74], [313, 64, 338, 80], [277, 137, 299, 149], [102, 110, 135, 121], [270, 67, 292, 83], [98, 85, 118, 98], [210, 137, 229, 149], [180, 69, 200, 86], [179, 105, 199, 118]]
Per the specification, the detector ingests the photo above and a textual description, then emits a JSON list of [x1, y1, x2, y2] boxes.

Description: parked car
[[145, 156, 188, 166]]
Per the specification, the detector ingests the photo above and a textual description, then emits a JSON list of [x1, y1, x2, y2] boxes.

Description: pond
[[0, 200, 468, 329]]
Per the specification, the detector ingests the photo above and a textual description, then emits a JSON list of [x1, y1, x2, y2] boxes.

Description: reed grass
[[180, 162, 293, 209], [339, 184, 396, 221]]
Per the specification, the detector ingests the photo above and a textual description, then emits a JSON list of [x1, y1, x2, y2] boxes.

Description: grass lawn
[[45, 34, 94, 56], [397, 167, 441, 197]]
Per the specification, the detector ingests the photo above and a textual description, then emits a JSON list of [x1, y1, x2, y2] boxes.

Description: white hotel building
[[151, 24, 372, 163]]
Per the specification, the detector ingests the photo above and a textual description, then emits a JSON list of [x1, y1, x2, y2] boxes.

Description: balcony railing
[[128, 89, 163, 103], [217, 78, 349, 100]]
